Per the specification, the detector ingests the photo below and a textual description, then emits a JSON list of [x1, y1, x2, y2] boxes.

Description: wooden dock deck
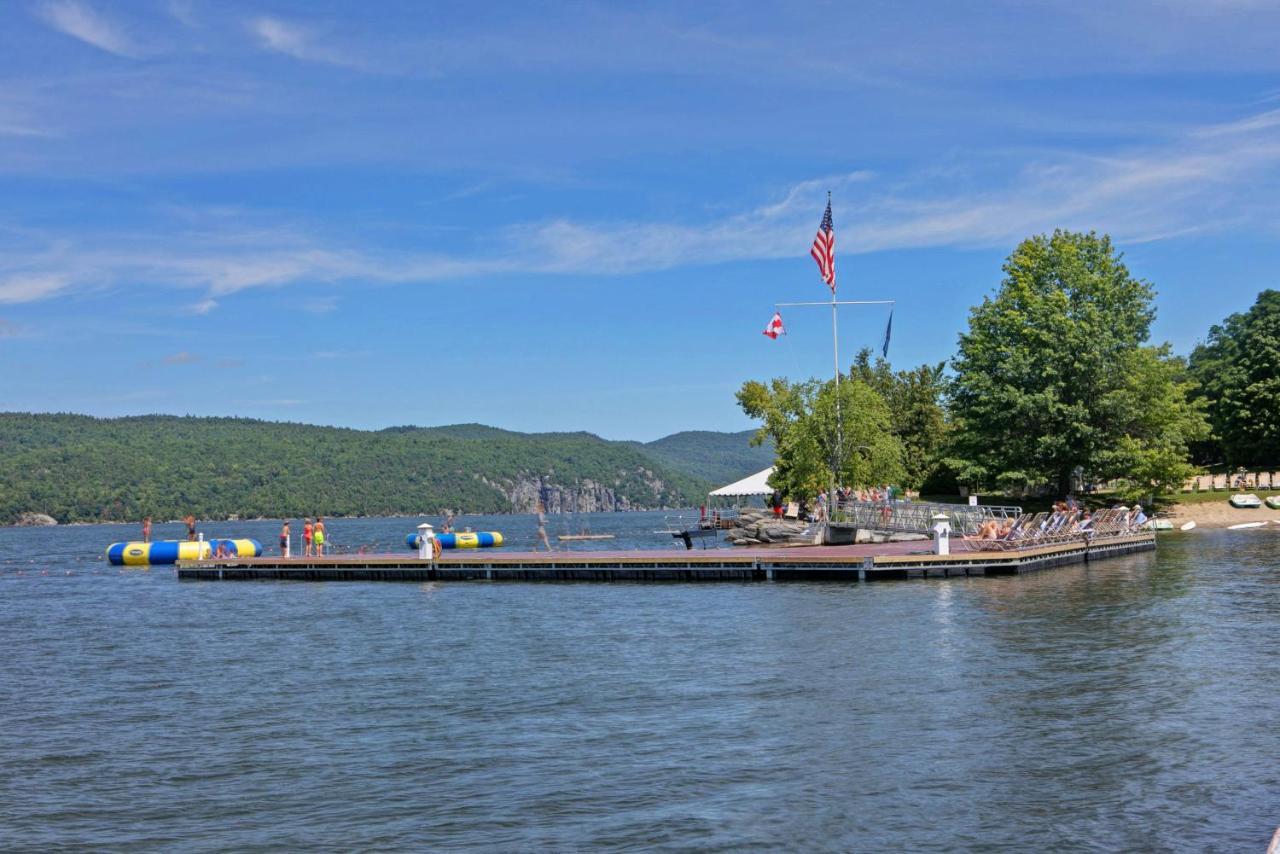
[[175, 534, 1155, 582]]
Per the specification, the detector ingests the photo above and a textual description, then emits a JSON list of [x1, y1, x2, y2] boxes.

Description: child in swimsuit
[[303, 519, 313, 557], [314, 518, 326, 556], [280, 521, 290, 556]]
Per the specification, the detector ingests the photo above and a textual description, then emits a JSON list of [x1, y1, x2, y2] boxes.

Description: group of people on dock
[[968, 500, 1148, 543], [277, 517, 327, 556]]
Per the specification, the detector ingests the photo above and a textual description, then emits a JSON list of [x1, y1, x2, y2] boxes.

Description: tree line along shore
[[737, 230, 1280, 511], [0, 418, 773, 526]]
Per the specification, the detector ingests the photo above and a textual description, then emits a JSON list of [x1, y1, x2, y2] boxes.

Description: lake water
[[1, 513, 1277, 850]]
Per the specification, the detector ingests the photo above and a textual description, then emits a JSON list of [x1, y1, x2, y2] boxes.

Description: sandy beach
[[1165, 498, 1280, 530]]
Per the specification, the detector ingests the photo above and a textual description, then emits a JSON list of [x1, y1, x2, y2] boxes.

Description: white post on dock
[[417, 522, 436, 561], [932, 512, 951, 556]]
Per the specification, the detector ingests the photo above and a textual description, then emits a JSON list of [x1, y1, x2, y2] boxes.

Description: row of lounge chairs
[[1184, 473, 1280, 491], [960, 508, 1146, 552]]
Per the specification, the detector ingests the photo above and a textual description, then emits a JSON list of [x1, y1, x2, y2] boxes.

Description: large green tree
[[850, 350, 949, 490], [736, 375, 905, 499], [1187, 289, 1280, 467], [948, 230, 1206, 496]]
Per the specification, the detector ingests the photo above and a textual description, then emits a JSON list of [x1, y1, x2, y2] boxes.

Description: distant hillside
[[0, 414, 707, 524], [636, 429, 774, 487]]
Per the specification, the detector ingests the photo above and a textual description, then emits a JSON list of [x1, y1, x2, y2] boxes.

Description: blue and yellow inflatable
[[405, 532, 503, 550], [106, 538, 262, 566]]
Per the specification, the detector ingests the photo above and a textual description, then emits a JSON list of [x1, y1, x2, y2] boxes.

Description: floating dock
[[176, 534, 1155, 582]]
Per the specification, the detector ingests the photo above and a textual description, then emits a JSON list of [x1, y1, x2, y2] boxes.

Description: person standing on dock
[[184, 514, 196, 542], [279, 520, 291, 557], [303, 517, 313, 557], [314, 517, 327, 556], [142, 516, 152, 543], [535, 502, 552, 552]]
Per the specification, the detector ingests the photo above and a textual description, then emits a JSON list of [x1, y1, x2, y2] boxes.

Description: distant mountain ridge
[[633, 429, 774, 487], [0, 413, 773, 524]]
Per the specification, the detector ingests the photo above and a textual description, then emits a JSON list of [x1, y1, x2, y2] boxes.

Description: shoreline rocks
[[724, 507, 822, 546], [14, 512, 58, 527]]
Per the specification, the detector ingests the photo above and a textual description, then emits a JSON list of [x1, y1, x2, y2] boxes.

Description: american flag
[[810, 196, 835, 292]]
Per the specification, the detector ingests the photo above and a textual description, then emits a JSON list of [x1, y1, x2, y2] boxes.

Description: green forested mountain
[[0, 413, 718, 524], [636, 430, 775, 486]]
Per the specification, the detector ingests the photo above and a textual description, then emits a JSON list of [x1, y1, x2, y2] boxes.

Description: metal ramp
[[829, 501, 1022, 536]]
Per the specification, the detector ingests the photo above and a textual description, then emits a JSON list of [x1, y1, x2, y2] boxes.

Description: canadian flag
[[762, 311, 785, 339]]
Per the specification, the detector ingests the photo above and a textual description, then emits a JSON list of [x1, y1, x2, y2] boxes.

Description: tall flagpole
[[831, 210, 841, 518]]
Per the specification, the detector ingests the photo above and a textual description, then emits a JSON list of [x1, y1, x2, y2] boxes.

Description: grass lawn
[[1162, 490, 1280, 505]]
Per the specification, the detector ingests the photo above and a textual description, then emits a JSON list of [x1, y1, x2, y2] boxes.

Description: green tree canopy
[[948, 230, 1206, 496], [1187, 289, 1280, 467], [850, 350, 949, 490], [736, 375, 905, 499]]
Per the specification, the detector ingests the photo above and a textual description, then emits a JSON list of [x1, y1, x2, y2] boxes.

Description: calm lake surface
[[1, 512, 1277, 851]]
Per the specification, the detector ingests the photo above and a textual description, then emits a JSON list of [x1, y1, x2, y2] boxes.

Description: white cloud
[[162, 350, 200, 365], [0, 273, 71, 304], [3, 108, 1280, 306], [186, 298, 218, 315], [36, 1, 137, 58], [247, 16, 357, 68]]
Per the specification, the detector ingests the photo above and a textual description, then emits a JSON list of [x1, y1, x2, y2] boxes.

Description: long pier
[[175, 534, 1155, 582]]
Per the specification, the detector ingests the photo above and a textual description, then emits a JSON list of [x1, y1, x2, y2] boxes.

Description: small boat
[[1179, 521, 1197, 531], [1229, 493, 1263, 508], [1266, 496, 1280, 510], [557, 533, 616, 541], [1228, 521, 1266, 530], [1145, 519, 1175, 531]]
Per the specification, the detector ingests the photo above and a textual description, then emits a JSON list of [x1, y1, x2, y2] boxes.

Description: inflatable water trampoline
[[106, 538, 262, 566], [405, 531, 503, 550]]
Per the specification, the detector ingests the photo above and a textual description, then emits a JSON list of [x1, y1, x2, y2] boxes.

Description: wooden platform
[[175, 534, 1156, 582]]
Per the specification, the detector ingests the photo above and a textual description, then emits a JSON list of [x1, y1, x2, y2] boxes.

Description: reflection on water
[[0, 518, 1276, 850]]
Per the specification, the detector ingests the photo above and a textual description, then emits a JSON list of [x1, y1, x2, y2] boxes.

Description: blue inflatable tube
[[406, 532, 503, 550]]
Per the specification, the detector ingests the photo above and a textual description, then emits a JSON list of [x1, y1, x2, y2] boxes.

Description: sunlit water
[[1, 514, 1277, 850]]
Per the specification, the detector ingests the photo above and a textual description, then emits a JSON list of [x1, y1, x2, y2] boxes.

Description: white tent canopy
[[709, 466, 775, 497]]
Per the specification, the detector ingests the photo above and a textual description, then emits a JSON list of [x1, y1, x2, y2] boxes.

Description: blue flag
[[882, 309, 893, 358]]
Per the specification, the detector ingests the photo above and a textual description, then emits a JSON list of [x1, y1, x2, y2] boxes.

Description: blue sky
[[2, 1, 1279, 440]]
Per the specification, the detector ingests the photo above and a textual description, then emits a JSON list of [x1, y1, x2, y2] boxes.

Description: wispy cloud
[[186, 298, 218, 315], [162, 350, 201, 365], [301, 295, 338, 314], [0, 273, 72, 304], [36, 1, 138, 58], [4, 108, 1280, 305], [247, 16, 358, 68]]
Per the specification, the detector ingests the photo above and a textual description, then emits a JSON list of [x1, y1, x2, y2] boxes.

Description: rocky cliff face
[[14, 512, 57, 526], [485, 472, 675, 513]]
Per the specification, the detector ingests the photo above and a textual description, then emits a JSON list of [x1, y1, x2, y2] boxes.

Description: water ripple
[[0, 518, 1277, 849]]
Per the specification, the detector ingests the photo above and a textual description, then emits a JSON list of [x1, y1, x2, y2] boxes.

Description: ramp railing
[[829, 500, 1022, 535]]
